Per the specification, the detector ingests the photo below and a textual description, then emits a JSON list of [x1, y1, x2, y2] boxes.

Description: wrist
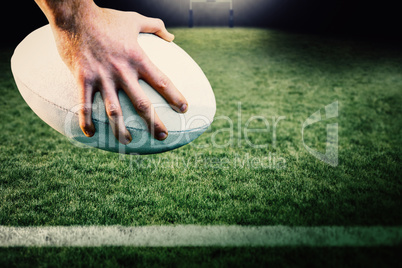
[[35, 0, 99, 31]]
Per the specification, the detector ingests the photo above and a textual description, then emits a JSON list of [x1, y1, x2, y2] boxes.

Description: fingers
[[77, 69, 172, 144], [77, 76, 96, 137], [139, 59, 188, 114], [77, 74, 131, 145], [100, 79, 133, 145], [120, 73, 168, 141], [140, 17, 174, 42]]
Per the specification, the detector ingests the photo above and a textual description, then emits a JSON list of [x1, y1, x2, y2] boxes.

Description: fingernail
[[85, 130, 94, 137], [156, 131, 168, 140], [180, 103, 188, 113], [124, 132, 132, 145], [84, 124, 96, 137]]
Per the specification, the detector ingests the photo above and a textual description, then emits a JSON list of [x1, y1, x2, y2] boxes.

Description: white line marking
[[1, 225, 401, 247]]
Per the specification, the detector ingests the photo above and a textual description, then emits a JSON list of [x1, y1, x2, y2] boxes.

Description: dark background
[[1, 0, 400, 47]]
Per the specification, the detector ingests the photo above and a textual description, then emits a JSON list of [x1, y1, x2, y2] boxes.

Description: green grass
[[1, 28, 401, 266], [1, 247, 401, 268]]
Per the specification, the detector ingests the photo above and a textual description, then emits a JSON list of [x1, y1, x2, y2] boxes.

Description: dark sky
[[2, 0, 400, 47]]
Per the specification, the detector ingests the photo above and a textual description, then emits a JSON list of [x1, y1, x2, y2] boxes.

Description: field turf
[[1, 28, 401, 266]]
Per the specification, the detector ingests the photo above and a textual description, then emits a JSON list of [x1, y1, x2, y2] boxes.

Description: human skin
[[34, 0, 188, 144]]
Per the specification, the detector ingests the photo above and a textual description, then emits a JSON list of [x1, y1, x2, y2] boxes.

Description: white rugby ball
[[11, 25, 216, 154]]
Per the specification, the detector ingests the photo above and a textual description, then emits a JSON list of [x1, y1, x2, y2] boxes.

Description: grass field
[[1, 27, 401, 266]]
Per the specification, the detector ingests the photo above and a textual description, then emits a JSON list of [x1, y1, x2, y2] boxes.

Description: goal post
[[189, 0, 234, 28]]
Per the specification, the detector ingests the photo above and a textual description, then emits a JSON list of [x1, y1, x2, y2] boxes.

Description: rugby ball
[[11, 25, 216, 154]]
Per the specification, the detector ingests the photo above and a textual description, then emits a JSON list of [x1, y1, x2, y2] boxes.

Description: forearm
[[34, 0, 97, 30]]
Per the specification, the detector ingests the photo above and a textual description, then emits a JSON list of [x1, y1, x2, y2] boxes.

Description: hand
[[36, 1, 188, 144]]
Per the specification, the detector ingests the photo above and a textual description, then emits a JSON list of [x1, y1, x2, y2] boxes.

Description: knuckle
[[109, 58, 129, 76], [79, 105, 92, 116], [155, 76, 170, 91], [77, 69, 97, 87], [154, 18, 165, 29], [127, 47, 145, 64], [107, 103, 121, 118], [108, 59, 121, 74], [135, 98, 151, 114]]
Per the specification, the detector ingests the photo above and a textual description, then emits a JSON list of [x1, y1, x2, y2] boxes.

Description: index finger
[[139, 58, 188, 114]]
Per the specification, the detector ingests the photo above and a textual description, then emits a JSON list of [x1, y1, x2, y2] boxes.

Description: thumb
[[140, 17, 174, 42]]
